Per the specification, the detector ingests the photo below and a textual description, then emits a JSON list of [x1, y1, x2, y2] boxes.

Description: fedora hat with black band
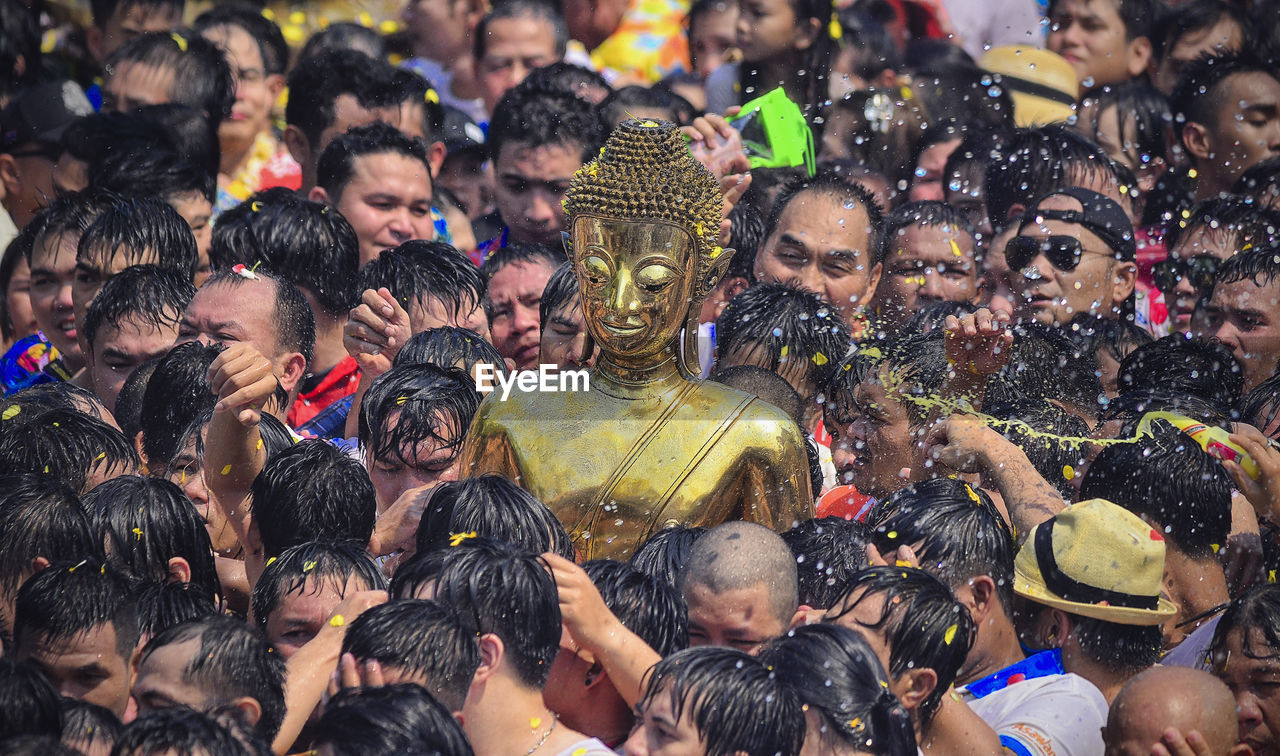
[[1014, 498, 1177, 626]]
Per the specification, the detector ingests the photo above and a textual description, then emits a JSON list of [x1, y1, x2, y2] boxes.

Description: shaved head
[[680, 522, 799, 626], [1105, 666, 1241, 756]]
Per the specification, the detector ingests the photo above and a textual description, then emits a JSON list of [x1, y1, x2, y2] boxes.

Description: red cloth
[[288, 355, 361, 429], [816, 485, 874, 521]]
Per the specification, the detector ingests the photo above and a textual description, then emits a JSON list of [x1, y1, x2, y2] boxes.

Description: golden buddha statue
[[461, 119, 814, 560]]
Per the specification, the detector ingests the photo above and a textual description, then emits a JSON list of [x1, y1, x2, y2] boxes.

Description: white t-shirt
[[552, 738, 618, 756], [965, 673, 1108, 756]]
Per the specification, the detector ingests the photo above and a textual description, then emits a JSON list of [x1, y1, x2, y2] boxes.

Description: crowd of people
[[0, 0, 1278, 752]]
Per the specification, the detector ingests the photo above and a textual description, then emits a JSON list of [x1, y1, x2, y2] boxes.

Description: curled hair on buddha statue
[[563, 118, 731, 378]]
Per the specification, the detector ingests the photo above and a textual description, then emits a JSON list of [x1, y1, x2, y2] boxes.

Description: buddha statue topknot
[[461, 119, 813, 559]]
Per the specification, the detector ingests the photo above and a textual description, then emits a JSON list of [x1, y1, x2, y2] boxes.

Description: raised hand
[[344, 288, 413, 378], [208, 343, 278, 427]]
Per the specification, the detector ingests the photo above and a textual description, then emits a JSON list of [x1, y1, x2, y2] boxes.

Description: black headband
[[996, 73, 1078, 107], [1033, 519, 1160, 610]]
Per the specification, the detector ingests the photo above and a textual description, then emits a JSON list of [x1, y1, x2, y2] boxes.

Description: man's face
[[169, 192, 213, 286], [1010, 199, 1133, 326], [1212, 629, 1280, 756], [541, 300, 595, 371], [909, 138, 961, 203], [826, 371, 921, 499], [493, 141, 582, 246], [102, 61, 175, 112], [874, 223, 979, 328], [88, 313, 179, 415], [1198, 277, 1280, 393], [623, 681, 707, 756], [74, 244, 168, 342], [689, 1, 738, 79], [684, 581, 786, 654], [1152, 18, 1242, 94], [329, 152, 435, 265], [92, 3, 182, 62], [202, 24, 281, 154], [132, 637, 212, 717], [489, 260, 555, 370], [1164, 227, 1238, 334], [18, 625, 133, 717], [366, 418, 464, 512], [409, 294, 493, 344], [162, 437, 239, 557], [754, 191, 882, 331], [29, 231, 84, 369], [265, 575, 362, 661], [1047, 0, 1146, 88], [177, 279, 287, 380], [1199, 73, 1280, 188], [478, 16, 560, 113]]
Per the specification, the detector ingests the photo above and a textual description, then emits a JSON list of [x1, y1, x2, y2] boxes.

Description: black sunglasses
[[1006, 235, 1094, 272], [1152, 255, 1219, 294]]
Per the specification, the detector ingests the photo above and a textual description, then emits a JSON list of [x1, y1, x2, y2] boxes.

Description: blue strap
[[964, 650, 1065, 700], [999, 735, 1036, 756]]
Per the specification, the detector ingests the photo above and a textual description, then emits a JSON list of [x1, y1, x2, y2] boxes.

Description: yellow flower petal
[[944, 623, 958, 645], [329, 614, 345, 627]]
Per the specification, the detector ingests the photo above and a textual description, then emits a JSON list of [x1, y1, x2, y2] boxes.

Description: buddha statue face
[[574, 215, 697, 360]]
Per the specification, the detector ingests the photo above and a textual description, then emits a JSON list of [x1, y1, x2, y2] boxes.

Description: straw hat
[[1013, 498, 1177, 626], [980, 46, 1080, 127]]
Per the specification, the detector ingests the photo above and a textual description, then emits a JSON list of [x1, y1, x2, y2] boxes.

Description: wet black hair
[[249, 440, 376, 559], [1083, 82, 1174, 172], [584, 559, 689, 657], [1116, 335, 1243, 412], [1212, 237, 1280, 290], [828, 566, 974, 725], [358, 240, 486, 326], [984, 126, 1128, 233], [835, 9, 899, 84], [416, 474, 574, 559], [341, 600, 480, 711], [27, 190, 121, 264], [985, 321, 1106, 421], [599, 85, 695, 128], [61, 698, 122, 754], [295, 22, 386, 64], [432, 538, 560, 689], [488, 85, 603, 164], [114, 357, 160, 439], [759, 624, 916, 756], [870, 478, 1016, 612], [1235, 156, 1280, 203], [0, 0, 40, 102], [0, 657, 63, 740], [14, 561, 140, 665], [536, 262, 580, 335], [388, 68, 447, 145], [1099, 388, 1230, 439], [1153, 0, 1250, 61], [637, 646, 805, 756], [129, 103, 221, 181], [0, 407, 138, 493], [1211, 584, 1280, 661], [358, 363, 479, 470], [316, 120, 432, 200], [1240, 371, 1280, 437], [2, 383, 112, 426], [134, 580, 220, 639], [284, 49, 399, 150], [984, 398, 1091, 497], [0, 474, 98, 602], [1163, 196, 1280, 257], [473, 0, 569, 63], [824, 331, 950, 429], [139, 341, 221, 468], [82, 264, 195, 351], [1067, 313, 1154, 372], [766, 170, 887, 263], [519, 61, 612, 102], [111, 707, 258, 756], [388, 548, 448, 600], [193, 3, 288, 76], [629, 525, 707, 590], [716, 282, 850, 393], [1172, 52, 1280, 140], [89, 147, 215, 206], [313, 684, 474, 756], [723, 192, 768, 280], [1081, 419, 1231, 559], [1066, 614, 1163, 673], [250, 541, 386, 634], [479, 241, 566, 287], [138, 615, 286, 741], [197, 269, 316, 367], [395, 328, 509, 379], [84, 475, 220, 598], [879, 200, 977, 265], [780, 517, 870, 609], [103, 31, 235, 126], [76, 196, 199, 284]]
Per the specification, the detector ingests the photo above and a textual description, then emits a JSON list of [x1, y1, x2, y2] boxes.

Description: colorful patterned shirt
[[589, 0, 692, 84]]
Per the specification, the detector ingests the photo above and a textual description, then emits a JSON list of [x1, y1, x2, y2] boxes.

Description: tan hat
[[1014, 498, 1178, 626], [980, 46, 1080, 127]]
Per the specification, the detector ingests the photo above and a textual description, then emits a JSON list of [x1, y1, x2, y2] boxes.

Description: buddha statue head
[[563, 119, 733, 378]]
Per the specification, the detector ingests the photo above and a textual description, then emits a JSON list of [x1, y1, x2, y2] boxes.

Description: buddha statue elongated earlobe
[[681, 247, 736, 379]]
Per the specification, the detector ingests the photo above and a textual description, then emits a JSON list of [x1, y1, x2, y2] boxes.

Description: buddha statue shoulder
[[461, 119, 814, 560]]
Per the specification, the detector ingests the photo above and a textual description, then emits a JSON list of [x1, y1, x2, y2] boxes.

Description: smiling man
[[310, 122, 436, 266], [1008, 187, 1136, 327]]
